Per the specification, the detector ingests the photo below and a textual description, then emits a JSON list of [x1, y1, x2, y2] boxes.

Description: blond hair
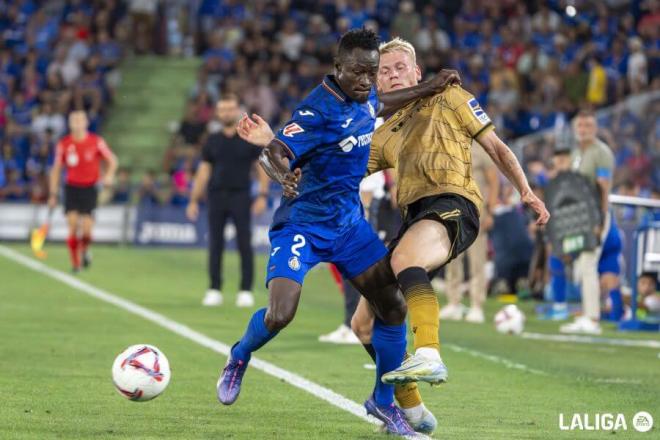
[[379, 37, 416, 65]]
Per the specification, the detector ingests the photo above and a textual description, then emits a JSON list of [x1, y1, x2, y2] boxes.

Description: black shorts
[[389, 194, 480, 267], [64, 184, 98, 214]]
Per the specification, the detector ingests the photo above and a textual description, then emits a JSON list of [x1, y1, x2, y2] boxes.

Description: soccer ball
[[494, 305, 525, 335], [112, 344, 171, 401]]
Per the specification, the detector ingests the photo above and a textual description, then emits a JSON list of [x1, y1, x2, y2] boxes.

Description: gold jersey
[[368, 84, 494, 215]]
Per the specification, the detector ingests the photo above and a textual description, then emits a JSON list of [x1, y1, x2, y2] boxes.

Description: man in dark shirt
[[187, 94, 269, 307]]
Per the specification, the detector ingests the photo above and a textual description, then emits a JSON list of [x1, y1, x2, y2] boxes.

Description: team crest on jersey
[[288, 256, 301, 271], [283, 123, 304, 137], [468, 98, 491, 125], [66, 145, 79, 166]]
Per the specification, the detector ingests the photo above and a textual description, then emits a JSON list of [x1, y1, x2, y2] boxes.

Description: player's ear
[[334, 58, 342, 77], [415, 64, 422, 82]]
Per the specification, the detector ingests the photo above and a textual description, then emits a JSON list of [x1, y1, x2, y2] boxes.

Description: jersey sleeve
[[97, 137, 114, 160], [273, 106, 324, 159], [595, 145, 615, 181], [367, 120, 391, 175], [446, 86, 494, 139]]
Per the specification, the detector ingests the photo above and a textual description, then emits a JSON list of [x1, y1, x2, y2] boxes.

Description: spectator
[[177, 102, 206, 147], [47, 46, 81, 87], [627, 37, 648, 93], [111, 168, 132, 203], [31, 101, 66, 140], [189, 67, 219, 103], [586, 56, 607, 106], [137, 170, 161, 205], [0, 168, 28, 201], [391, 1, 420, 44], [129, 0, 158, 54], [278, 19, 304, 61]]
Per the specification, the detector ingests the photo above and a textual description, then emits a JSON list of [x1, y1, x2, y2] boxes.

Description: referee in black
[[187, 94, 269, 308]]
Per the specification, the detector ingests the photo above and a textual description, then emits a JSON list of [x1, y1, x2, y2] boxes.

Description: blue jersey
[[271, 75, 378, 240]]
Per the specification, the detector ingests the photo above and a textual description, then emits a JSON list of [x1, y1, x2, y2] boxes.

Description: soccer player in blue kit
[[216, 29, 458, 436]]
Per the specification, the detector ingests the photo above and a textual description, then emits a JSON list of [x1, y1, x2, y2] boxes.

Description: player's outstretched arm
[[477, 130, 550, 225], [378, 69, 461, 118]]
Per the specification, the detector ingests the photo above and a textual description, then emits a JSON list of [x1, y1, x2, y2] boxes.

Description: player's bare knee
[[265, 308, 295, 332], [390, 248, 413, 275], [350, 314, 372, 343]]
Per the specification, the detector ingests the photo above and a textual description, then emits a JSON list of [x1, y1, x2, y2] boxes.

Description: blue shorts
[[598, 223, 622, 275], [265, 218, 388, 287]]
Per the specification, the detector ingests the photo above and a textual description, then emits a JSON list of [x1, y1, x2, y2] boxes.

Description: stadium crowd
[[0, 0, 132, 202], [1, 0, 658, 206], [163, 0, 659, 204]]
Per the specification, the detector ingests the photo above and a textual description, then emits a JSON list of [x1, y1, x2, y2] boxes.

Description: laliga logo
[[559, 411, 653, 432]]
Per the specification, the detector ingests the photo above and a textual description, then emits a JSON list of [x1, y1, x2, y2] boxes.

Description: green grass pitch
[[0, 244, 657, 439]]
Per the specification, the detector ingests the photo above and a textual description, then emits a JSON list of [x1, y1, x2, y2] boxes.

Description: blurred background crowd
[[0, 0, 657, 213]]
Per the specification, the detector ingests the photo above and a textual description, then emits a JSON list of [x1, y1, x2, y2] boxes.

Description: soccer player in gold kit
[[353, 37, 548, 388]]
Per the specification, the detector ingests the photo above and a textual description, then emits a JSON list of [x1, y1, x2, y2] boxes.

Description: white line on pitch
[[443, 344, 548, 376], [0, 246, 402, 434], [520, 332, 660, 349]]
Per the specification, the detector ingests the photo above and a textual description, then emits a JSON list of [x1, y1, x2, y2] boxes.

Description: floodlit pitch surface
[[1, 244, 657, 439]]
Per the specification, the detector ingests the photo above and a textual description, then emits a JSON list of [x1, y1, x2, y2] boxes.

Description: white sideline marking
[[592, 378, 642, 385], [521, 332, 660, 349], [0, 247, 379, 427], [444, 344, 548, 376]]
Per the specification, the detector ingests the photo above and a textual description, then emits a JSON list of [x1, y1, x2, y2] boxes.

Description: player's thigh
[[390, 219, 452, 276], [265, 277, 303, 331], [350, 296, 375, 343]]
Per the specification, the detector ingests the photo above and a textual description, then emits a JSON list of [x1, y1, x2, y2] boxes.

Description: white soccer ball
[[112, 344, 171, 401], [494, 305, 525, 335]]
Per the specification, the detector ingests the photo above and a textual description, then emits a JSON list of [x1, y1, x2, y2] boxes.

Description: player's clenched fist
[[426, 69, 462, 94], [282, 168, 301, 198]]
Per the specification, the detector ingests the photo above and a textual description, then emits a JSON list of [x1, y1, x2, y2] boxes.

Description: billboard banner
[[133, 202, 273, 252]]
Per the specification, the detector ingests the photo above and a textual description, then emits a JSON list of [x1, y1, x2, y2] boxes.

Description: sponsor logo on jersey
[[468, 98, 491, 125], [338, 132, 373, 152], [283, 123, 304, 137], [341, 118, 353, 128]]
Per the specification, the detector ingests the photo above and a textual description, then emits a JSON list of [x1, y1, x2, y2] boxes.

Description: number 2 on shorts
[[291, 234, 306, 256]]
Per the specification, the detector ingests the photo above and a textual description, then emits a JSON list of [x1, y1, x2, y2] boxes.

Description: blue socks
[[231, 308, 279, 362], [608, 289, 624, 321], [371, 318, 406, 406], [549, 255, 567, 304]]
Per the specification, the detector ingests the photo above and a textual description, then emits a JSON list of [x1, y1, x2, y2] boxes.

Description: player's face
[[335, 48, 379, 103], [377, 50, 421, 92], [217, 99, 240, 125], [68, 111, 88, 133], [573, 116, 597, 144]]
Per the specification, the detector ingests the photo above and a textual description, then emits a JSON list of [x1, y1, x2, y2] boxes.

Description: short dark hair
[[575, 108, 596, 119], [337, 28, 379, 58], [219, 93, 239, 104]]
